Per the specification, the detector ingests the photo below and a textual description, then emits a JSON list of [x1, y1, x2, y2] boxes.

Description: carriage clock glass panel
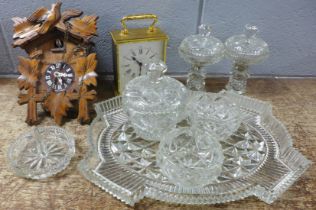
[[111, 14, 168, 95]]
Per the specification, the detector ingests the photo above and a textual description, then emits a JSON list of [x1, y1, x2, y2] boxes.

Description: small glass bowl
[[187, 91, 242, 141], [157, 126, 224, 188], [7, 126, 75, 179]]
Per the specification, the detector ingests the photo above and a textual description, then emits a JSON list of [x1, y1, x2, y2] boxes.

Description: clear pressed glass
[[8, 126, 75, 179], [225, 24, 269, 94], [187, 91, 243, 141], [79, 92, 311, 206], [157, 126, 224, 188], [122, 61, 187, 141], [179, 24, 225, 91]]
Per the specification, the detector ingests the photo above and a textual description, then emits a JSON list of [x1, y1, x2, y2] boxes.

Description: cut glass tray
[[78, 92, 311, 206]]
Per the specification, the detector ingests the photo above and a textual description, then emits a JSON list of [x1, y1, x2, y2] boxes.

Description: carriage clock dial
[[45, 62, 74, 92], [119, 41, 164, 91]]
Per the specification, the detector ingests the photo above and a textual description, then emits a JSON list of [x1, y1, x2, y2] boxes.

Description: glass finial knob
[[244, 24, 258, 39], [145, 60, 167, 83], [198, 24, 212, 37]]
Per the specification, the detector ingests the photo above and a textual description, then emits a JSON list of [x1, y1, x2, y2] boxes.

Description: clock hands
[[132, 56, 143, 75]]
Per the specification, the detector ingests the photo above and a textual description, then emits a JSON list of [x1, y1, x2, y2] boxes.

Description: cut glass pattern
[[79, 92, 311, 206], [8, 126, 75, 179]]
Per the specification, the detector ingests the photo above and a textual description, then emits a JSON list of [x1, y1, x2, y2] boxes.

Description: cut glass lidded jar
[[178, 24, 225, 91], [187, 91, 243, 141], [122, 61, 187, 141], [157, 126, 224, 188], [225, 24, 269, 94]]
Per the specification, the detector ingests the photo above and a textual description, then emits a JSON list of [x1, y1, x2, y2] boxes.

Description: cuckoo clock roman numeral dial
[[45, 62, 75, 92]]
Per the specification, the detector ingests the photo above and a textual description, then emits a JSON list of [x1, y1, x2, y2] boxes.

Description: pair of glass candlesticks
[[179, 24, 269, 94], [123, 61, 242, 188]]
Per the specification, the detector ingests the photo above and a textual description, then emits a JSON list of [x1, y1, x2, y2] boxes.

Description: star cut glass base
[[8, 126, 75, 179]]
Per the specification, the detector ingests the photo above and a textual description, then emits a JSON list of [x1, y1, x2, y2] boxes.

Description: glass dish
[[186, 91, 243, 141], [79, 91, 311, 206], [8, 126, 75, 179], [122, 61, 187, 141], [157, 126, 224, 188]]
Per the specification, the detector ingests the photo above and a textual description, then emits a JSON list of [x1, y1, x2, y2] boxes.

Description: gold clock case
[[110, 14, 169, 95]]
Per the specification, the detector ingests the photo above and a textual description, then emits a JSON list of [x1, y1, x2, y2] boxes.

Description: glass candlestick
[[179, 24, 225, 91], [225, 24, 269, 94]]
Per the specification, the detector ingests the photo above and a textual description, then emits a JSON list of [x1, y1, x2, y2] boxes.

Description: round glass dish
[[122, 61, 187, 141], [7, 126, 75, 179], [157, 126, 224, 188], [187, 91, 242, 141]]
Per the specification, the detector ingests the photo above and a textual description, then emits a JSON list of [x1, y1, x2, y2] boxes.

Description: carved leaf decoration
[[27, 7, 48, 22], [43, 92, 73, 125], [75, 53, 98, 86], [12, 17, 33, 34], [83, 53, 97, 86], [78, 86, 96, 123], [70, 15, 98, 37], [61, 9, 83, 22], [17, 57, 40, 89]]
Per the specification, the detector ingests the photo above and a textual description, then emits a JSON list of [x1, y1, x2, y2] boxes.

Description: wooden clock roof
[[12, 1, 98, 48]]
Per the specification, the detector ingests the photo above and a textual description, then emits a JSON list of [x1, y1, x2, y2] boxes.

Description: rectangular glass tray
[[78, 91, 311, 206]]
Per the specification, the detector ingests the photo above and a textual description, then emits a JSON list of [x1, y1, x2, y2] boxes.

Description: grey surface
[[0, 0, 315, 76]]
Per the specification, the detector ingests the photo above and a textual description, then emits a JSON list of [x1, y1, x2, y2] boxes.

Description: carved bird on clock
[[27, 1, 62, 34]]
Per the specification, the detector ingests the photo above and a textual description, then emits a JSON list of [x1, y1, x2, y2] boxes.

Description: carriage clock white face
[[45, 62, 74, 92], [118, 40, 164, 92]]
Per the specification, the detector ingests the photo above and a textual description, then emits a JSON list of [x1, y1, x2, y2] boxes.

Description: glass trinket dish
[[187, 91, 243, 141], [7, 126, 75, 179], [157, 126, 224, 188], [179, 24, 225, 91], [225, 24, 269, 94], [122, 60, 187, 141]]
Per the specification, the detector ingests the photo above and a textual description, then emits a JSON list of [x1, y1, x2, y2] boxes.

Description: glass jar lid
[[123, 61, 187, 113], [225, 24, 269, 64], [178, 24, 225, 66]]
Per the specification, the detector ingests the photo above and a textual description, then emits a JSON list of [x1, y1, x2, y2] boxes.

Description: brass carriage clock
[[110, 14, 169, 94]]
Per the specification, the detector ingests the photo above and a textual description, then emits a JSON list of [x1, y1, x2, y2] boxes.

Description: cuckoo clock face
[[45, 62, 75, 92]]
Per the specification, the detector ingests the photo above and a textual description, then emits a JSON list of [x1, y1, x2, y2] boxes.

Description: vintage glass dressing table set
[[7, 1, 310, 207]]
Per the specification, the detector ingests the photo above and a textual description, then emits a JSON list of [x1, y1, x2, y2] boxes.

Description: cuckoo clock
[[12, 1, 99, 125]]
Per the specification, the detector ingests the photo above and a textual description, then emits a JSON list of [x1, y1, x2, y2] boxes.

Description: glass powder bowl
[[187, 91, 242, 141], [122, 61, 187, 141], [179, 24, 225, 91], [7, 126, 75, 179], [225, 24, 269, 94], [157, 126, 224, 188]]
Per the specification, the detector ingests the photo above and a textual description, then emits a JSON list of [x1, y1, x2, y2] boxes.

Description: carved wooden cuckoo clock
[[12, 1, 99, 125]]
